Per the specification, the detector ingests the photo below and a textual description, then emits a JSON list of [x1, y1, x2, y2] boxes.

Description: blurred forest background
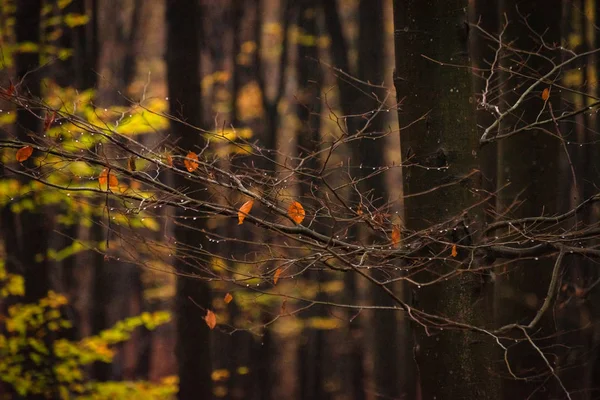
[[1, 0, 600, 399]]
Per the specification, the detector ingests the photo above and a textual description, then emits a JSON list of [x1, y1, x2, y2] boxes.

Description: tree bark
[[394, 0, 499, 398], [166, 1, 213, 399]]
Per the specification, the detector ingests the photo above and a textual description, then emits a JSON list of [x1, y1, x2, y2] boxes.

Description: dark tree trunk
[[394, 0, 499, 398], [495, 1, 563, 397], [166, 1, 213, 399]]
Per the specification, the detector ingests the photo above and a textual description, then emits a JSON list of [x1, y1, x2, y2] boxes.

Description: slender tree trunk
[[166, 1, 213, 399], [355, 1, 404, 398], [294, 2, 328, 399], [321, 3, 368, 397], [394, 0, 499, 398]]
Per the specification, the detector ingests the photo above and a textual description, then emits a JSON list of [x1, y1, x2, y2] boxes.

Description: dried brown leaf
[[99, 168, 118, 189], [184, 151, 199, 172], [238, 200, 254, 225], [391, 225, 401, 247], [127, 156, 137, 172], [273, 268, 282, 285], [541, 87, 550, 101], [16, 145, 33, 162], [205, 309, 217, 329], [288, 201, 305, 224]]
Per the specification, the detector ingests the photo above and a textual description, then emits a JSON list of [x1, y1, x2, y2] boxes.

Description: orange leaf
[[166, 154, 173, 167], [44, 111, 56, 132], [128, 156, 137, 172], [205, 310, 217, 329], [16, 145, 33, 162], [184, 151, 199, 172], [273, 268, 282, 285], [224, 293, 233, 304], [99, 168, 118, 189], [238, 200, 254, 225], [451, 244, 458, 257], [391, 225, 401, 247], [541, 88, 550, 101], [288, 201, 305, 224]]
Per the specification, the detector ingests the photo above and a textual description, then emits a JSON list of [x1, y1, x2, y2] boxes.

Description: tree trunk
[[166, 1, 213, 399], [394, 0, 499, 398], [494, 1, 563, 397]]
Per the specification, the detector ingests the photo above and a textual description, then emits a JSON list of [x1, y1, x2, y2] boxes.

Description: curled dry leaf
[[166, 154, 173, 167], [99, 168, 118, 189], [391, 225, 401, 247], [184, 151, 199, 172], [288, 201, 305, 224], [5, 82, 15, 96], [238, 200, 254, 225], [16, 145, 33, 162], [541, 88, 550, 101], [273, 268, 282, 285], [205, 309, 217, 329], [224, 293, 233, 304], [44, 111, 56, 132], [451, 244, 458, 257], [128, 156, 137, 172]]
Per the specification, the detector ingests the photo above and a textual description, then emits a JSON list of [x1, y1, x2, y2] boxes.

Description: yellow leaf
[[238, 200, 254, 225], [451, 244, 458, 257], [541, 87, 550, 101], [224, 293, 233, 304], [391, 225, 401, 247], [16, 145, 33, 162], [205, 310, 217, 329], [99, 168, 118, 189], [273, 268, 282, 285], [288, 201, 305, 224], [184, 152, 199, 172]]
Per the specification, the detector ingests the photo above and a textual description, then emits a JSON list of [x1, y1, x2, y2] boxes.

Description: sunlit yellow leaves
[[238, 200, 254, 225], [391, 225, 401, 247], [98, 168, 118, 189], [15, 146, 33, 162], [63, 13, 90, 28], [236, 81, 264, 121], [127, 156, 137, 172], [451, 244, 458, 258], [288, 201, 305, 224], [205, 310, 217, 330], [541, 87, 550, 101], [211, 369, 230, 382], [224, 293, 233, 304], [184, 152, 199, 172], [273, 268, 282, 285]]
